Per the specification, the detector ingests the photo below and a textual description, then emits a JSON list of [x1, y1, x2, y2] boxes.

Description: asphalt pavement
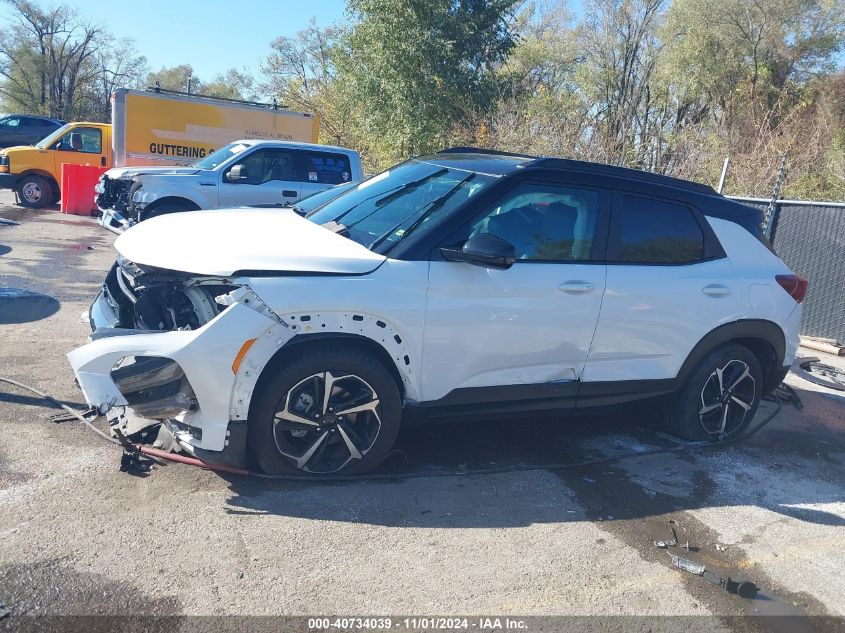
[[1, 190, 843, 632]]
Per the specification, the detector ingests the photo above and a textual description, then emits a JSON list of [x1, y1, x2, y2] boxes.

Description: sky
[[0, 0, 349, 82]]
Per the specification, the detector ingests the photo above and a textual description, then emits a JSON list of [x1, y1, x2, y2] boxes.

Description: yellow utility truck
[[0, 88, 318, 208]]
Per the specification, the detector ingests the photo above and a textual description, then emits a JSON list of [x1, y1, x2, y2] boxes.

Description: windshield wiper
[[327, 168, 450, 237], [372, 168, 448, 208], [368, 173, 476, 252]]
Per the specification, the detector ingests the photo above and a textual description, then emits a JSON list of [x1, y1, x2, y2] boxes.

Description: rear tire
[[16, 175, 50, 209], [664, 343, 762, 441], [248, 347, 402, 476]]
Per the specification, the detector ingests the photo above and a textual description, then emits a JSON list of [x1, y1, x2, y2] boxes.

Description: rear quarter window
[[612, 194, 705, 264]]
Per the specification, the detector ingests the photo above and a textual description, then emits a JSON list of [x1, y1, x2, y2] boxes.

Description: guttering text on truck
[[0, 88, 318, 208]]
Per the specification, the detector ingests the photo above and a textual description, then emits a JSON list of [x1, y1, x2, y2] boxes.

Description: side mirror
[[441, 233, 516, 270], [226, 164, 247, 182]]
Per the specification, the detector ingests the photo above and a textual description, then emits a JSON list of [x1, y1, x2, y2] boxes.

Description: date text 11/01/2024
[[307, 617, 529, 630]]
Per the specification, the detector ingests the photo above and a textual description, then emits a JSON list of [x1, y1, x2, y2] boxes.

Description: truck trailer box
[[0, 88, 318, 208]]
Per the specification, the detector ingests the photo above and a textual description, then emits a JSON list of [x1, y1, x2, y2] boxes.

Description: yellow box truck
[[0, 88, 319, 208]]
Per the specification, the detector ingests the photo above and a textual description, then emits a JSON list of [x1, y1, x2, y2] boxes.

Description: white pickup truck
[[95, 140, 362, 232]]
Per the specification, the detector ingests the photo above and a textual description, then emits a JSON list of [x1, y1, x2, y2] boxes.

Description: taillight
[[776, 274, 809, 303]]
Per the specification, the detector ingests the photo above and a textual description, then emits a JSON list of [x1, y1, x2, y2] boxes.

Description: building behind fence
[[731, 197, 845, 345]]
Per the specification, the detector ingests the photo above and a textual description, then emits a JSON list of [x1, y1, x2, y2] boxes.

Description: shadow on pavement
[[0, 288, 60, 324], [223, 384, 845, 530]]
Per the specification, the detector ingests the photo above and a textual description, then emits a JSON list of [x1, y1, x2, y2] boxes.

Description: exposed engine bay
[[98, 256, 237, 331], [95, 175, 137, 219]]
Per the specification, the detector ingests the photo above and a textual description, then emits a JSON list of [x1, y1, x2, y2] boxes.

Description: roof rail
[[532, 157, 717, 196], [144, 86, 288, 110], [439, 146, 537, 159], [439, 147, 718, 196]]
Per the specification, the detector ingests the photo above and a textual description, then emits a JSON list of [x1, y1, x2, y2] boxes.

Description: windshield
[[308, 160, 495, 252], [35, 123, 72, 149], [193, 142, 251, 169], [295, 181, 359, 215]]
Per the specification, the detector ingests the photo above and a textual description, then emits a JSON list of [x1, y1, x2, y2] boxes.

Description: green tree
[[147, 64, 257, 101], [336, 0, 521, 166], [262, 20, 355, 146], [0, 0, 102, 119]]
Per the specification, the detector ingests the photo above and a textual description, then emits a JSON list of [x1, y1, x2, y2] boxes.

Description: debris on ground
[[0, 602, 9, 620], [772, 383, 804, 408], [715, 543, 729, 552], [0, 217, 18, 226], [669, 553, 759, 599], [654, 519, 684, 549], [791, 358, 845, 392], [581, 475, 597, 484], [48, 407, 98, 424], [799, 336, 845, 357], [654, 525, 679, 548]]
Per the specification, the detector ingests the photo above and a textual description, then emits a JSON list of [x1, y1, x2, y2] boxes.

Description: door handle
[[282, 190, 297, 197], [558, 281, 595, 294], [100, 156, 106, 166], [702, 284, 731, 297]]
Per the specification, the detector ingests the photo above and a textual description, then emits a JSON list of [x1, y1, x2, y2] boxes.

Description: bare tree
[[0, 0, 104, 119]]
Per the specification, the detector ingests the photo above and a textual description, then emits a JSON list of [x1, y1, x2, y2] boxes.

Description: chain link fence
[[731, 196, 845, 344]]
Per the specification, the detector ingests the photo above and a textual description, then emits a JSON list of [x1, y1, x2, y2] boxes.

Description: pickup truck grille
[[96, 176, 133, 215]]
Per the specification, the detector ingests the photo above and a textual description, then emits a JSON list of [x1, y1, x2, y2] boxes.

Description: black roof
[[417, 150, 529, 177], [530, 156, 716, 195], [438, 146, 715, 195], [433, 146, 762, 233]]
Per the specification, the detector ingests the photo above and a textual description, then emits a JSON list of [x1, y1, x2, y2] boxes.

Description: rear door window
[[301, 152, 352, 185], [611, 194, 704, 264]]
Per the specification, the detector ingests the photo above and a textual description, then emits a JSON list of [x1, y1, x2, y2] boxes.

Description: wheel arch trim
[[229, 311, 417, 422], [143, 195, 201, 212], [17, 170, 58, 189], [676, 319, 785, 388]]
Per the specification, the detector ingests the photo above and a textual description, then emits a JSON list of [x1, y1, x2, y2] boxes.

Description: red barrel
[[60, 163, 108, 215]]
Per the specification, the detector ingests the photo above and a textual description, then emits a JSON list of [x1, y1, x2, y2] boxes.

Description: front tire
[[665, 343, 762, 441], [248, 347, 402, 475], [16, 175, 50, 208], [140, 199, 198, 221]]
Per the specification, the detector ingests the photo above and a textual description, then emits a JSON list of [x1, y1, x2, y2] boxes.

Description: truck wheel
[[16, 175, 50, 209], [664, 343, 762, 441], [248, 347, 402, 476], [141, 199, 198, 221]]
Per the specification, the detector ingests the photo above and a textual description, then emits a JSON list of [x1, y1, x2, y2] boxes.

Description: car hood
[[114, 208, 386, 276], [105, 166, 201, 179], [1, 145, 35, 154]]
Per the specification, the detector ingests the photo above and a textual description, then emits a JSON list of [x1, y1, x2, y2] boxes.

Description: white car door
[[582, 191, 743, 387], [421, 180, 609, 407], [218, 147, 302, 207]]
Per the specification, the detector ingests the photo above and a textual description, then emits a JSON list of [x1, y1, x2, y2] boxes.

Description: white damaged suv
[[68, 149, 806, 476]]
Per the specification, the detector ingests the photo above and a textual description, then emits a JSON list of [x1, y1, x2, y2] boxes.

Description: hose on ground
[[0, 375, 782, 482], [0, 375, 121, 447]]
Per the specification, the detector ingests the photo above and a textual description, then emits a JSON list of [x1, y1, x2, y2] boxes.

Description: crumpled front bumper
[[98, 207, 132, 234], [67, 301, 274, 454]]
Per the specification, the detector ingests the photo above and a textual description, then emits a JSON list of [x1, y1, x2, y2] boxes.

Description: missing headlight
[[111, 356, 197, 419]]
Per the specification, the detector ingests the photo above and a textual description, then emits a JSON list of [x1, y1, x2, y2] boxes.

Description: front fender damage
[[67, 301, 276, 462]]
